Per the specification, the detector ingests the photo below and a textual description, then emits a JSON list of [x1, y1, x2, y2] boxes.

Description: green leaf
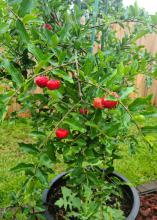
[[120, 87, 134, 99], [129, 96, 152, 111], [46, 141, 56, 162], [62, 186, 72, 198], [18, 0, 34, 17], [151, 14, 157, 25], [83, 56, 94, 75], [72, 197, 81, 209], [36, 168, 48, 184], [85, 121, 99, 129], [8, 0, 22, 6], [57, 51, 67, 64], [10, 163, 34, 172], [141, 126, 157, 134], [36, 214, 46, 220], [3, 59, 24, 87], [0, 23, 8, 34], [39, 153, 53, 168], [62, 75, 74, 84], [130, 60, 138, 75], [0, 105, 8, 122], [19, 143, 39, 154], [132, 30, 148, 42], [55, 198, 64, 208], [53, 70, 74, 84], [59, 23, 71, 41], [133, 1, 139, 16], [51, 34, 59, 48], [23, 14, 37, 24], [64, 120, 86, 132], [143, 112, 157, 118], [28, 44, 48, 61], [16, 19, 29, 43], [34, 60, 50, 74], [106, 69, 118, 86]]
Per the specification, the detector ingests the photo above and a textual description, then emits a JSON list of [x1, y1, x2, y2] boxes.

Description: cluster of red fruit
[[35, 75, 119, 139], [35, 76, 60, 90], [93, 97, 118, 110]]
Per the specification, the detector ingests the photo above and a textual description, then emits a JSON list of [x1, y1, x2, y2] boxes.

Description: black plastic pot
[[43, 171, 140, 220]]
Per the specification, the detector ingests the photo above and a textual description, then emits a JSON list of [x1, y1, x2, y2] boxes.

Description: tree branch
[[75, 51, 83, 101], [26, 61, 76, 83], [8, 8, 22, 21], [89, 18, 157, 30], [43, 101, 81, 144]]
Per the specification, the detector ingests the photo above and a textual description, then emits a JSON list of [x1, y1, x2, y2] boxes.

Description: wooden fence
[[113, 22, 157, 106]]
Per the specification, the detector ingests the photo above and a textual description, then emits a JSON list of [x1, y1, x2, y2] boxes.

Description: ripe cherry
[[46, 80, 61, 90], [56, 129, 69, 139], [35, 76, 48, 88], [93, 98, 104, 110], [102, 98, 118, 109]]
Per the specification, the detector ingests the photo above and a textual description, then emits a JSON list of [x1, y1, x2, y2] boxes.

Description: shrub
[[1, 0, 157, 219]]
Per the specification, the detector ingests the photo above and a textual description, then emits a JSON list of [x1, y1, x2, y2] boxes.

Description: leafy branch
[[26, 61, 76, 83], [89, 18, 157, 31], [80, 78, 151, 147], [43, 101, 81, 145]]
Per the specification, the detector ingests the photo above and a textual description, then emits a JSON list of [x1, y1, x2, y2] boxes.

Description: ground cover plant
[[1, 0, 157, 219]]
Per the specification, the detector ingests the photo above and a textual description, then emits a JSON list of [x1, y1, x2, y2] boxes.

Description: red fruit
[[46, 80, 61, 90], [79, 108, 89, 115], [102, 98, 118, 109], [43, 23, 52, 30], [56, 129, 69, 139], [35, 76, 48, 88], [93, 98, 104, 110]]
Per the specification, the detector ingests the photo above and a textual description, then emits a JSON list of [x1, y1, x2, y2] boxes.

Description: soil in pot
[[137, 191, 157, 220], [45, 175, 132, 220]]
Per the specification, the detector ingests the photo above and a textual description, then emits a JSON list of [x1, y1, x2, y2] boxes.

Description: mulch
[[137, 181, 157, 220]]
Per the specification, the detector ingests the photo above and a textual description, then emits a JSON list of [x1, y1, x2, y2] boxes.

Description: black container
[[43, 171, 140, 220]]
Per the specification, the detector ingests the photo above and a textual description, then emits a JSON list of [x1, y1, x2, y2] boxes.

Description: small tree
[[1, 0, 157, 219]]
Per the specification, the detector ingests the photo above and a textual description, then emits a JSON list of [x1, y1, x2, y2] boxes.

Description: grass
[[115, 138, 157, 186], [0, 118, 157, 209], [115, 117, 157, 185], [0, 119, 34, 208]]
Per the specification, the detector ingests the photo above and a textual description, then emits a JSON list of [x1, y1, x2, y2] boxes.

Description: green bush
[[1, 0, 157, 219]]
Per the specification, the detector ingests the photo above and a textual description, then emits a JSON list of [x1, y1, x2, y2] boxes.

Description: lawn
[[0, 118, 157, 209], [0, 119, 34, 208], [115, 117, 157, 185]]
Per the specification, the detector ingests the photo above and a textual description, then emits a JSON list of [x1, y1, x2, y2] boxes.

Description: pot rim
[[43, 171, 140, 220]]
